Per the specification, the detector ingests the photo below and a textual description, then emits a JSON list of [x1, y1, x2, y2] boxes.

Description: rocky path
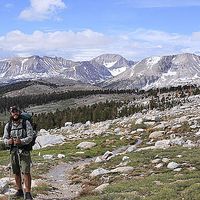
[[35, 144, 134, 200], [36, 158, 94, 200]]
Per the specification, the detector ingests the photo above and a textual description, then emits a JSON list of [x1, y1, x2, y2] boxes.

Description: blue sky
[[0, 0, 200, 61]]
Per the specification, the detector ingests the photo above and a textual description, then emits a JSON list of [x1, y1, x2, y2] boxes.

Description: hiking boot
[[25, 192, 33, 200], [14, 189, 24, 197]]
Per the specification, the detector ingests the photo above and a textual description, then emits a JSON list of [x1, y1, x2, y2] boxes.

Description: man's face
[[11, 109, 20, 120]]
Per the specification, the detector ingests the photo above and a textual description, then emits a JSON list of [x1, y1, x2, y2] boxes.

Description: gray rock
[[57, 154, 65, 159], [155, 163, 164, 168], [76, 142, 96, 149], [167, 162, 180, 170], [0, 178, 9, 193], [170, 137, 185, 146], [153, 122, 168, 130], [162, 158, 170, 163], [110, 166, 134, 173], [171, 124, 182, 130], [64, 122, 73, 126], [43, 154, 54, 160], [155, 140, 170, 148], [126, 145, 137, 153], [102, 151, 114, 160], [4, 188, 17, 196], [95, 157, 103, 163], [183, 140, 196, 148], [114, 128, 121, 134], [149, 131, 164, 139], [85, 121, 91, 126], [122, 156, 130, 162], [90, 168, 110, 177], [195, 130, 200, 136], [135, 118, 143, 125], [174, 168, 182, 172], [94, 183, 109, 193], [136, 146, 157, 151], [151, 158, 161, 164], [34, 132, 65, 150], [178, 116, 188, 123], [136, 128, 144, 132], [144, 121, 156, 126]]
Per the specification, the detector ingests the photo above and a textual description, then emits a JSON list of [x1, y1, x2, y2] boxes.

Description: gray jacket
[[3, 119, 34, 147]]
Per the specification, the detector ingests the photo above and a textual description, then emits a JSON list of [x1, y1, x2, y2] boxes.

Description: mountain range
[[0, 53, 200, 90]]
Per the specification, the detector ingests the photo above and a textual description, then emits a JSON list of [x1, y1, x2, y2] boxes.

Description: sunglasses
[[11, 110, 19, 113]]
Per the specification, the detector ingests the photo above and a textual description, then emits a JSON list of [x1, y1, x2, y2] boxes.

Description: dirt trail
[[35, 141, 142, 200], [36, 158, 94, 200]]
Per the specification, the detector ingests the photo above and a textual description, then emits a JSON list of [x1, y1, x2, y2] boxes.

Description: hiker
[[3, 106, 34, 200]]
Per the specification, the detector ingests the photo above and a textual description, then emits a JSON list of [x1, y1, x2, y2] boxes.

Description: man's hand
[[8, 138, 14, 145], [14, 138, 21, 145]]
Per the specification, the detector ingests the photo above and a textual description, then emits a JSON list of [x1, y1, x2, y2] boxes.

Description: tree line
[[0, 84, 200, 136]]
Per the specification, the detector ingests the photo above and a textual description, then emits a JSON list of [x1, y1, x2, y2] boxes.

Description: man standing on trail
[[3, 106, 34, 200]]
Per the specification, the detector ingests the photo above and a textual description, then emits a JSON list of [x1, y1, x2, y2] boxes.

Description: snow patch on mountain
[[146, 57, 161, 69], [103, 61, 118, 68], [111, 67, 127, 76]]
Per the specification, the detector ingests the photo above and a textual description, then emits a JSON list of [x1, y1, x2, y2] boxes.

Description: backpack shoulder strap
[[7, 121, 12, 138], [22, 119, 27, 131]]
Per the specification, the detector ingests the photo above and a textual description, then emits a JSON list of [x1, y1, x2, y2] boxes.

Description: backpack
[[7, 112, 37, 151]]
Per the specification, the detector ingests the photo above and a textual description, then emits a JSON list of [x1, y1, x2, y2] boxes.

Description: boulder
[[34, 133, 65, 150]]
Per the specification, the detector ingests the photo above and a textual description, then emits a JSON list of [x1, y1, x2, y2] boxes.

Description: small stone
[[43, 154, 54, 160], [95, 157, 103, 163], [151, 159, 161, 164], [162, 158, 170, 163], [57, 154, 65, 159], [155, 163, 164, 168], [174, 168, 182, 172]]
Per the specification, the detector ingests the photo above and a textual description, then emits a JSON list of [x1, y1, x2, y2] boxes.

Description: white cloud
[[19, 0, 66, 21], [0, 29, 111, 60], [0, 28, 200, 61]]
